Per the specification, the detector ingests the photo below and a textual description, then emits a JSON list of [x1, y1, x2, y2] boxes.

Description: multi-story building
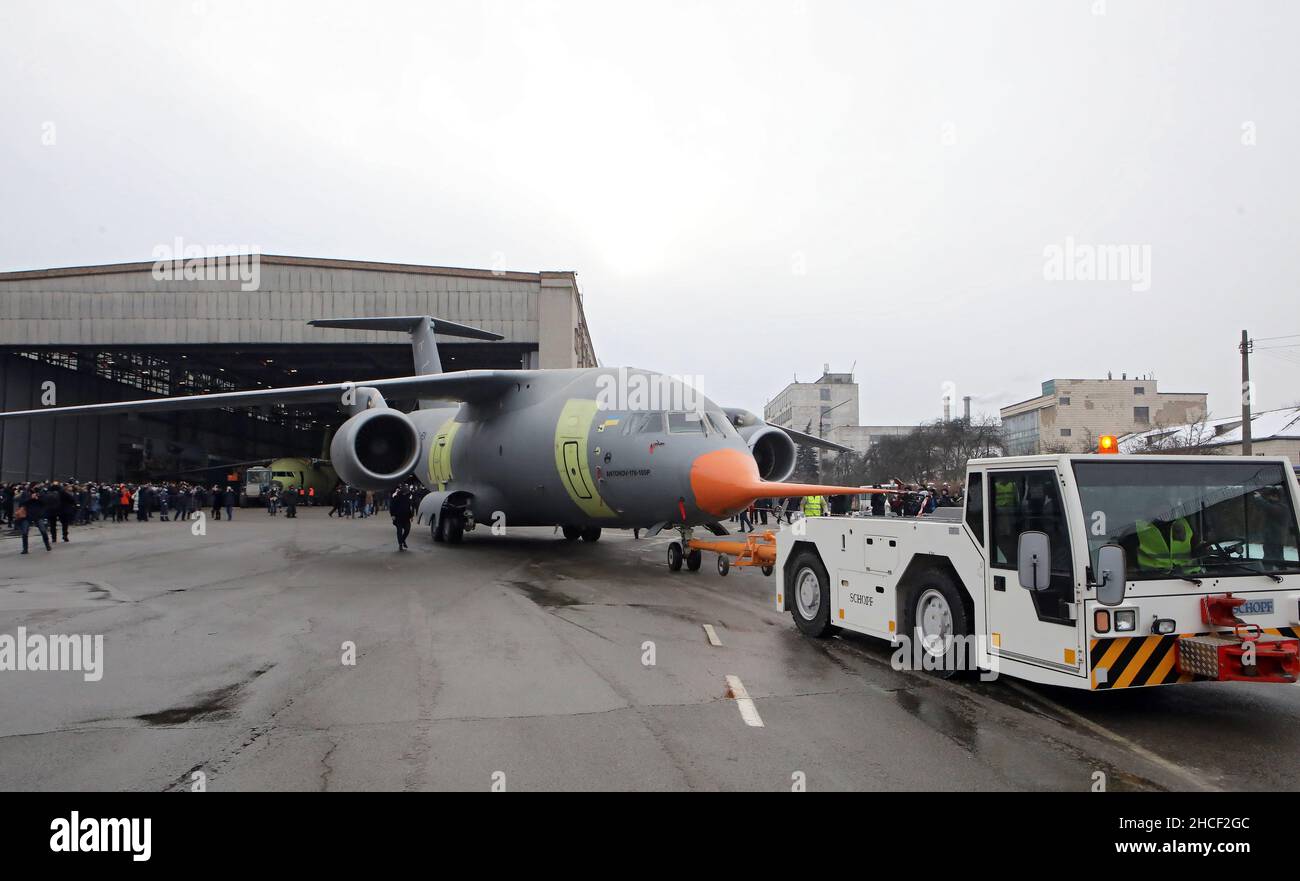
[[764, 366, 914, 456], [1000, 376, 1207, 455], [764, 365, 859, 438]]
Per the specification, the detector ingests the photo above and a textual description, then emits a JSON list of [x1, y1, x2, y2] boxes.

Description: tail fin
[[308, 316, 503, 377]]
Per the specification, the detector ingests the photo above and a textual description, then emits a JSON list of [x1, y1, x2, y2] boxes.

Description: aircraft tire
[[667, 542, 683, 571], [581, 527, 602, 542], [432, 517, 445, 542], [686, 548, 703, 571], [446, 511, 464, 544], [562, 525, 582, 541]]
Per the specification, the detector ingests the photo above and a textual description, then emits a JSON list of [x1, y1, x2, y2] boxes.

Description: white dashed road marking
[[702, 624, 722, 646], [725, 674, 764, 727]]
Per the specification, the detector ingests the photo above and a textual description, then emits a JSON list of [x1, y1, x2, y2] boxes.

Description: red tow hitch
[[1175, 594, 1300, 683]]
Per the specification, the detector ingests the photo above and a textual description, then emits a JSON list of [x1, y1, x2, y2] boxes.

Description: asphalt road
[[1, 509, 1295, 791]]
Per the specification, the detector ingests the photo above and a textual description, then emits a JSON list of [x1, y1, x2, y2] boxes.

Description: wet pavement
[[0, 509, 1295, 791]]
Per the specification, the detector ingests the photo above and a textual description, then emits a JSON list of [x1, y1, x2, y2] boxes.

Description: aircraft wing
[[777, 424, 853, 453], [0, 370, 521, 420]]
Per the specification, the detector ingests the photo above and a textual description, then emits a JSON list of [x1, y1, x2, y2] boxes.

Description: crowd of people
[[2, 477, 432, 555], [727, 482, 966, 533], [0, 480, 247, 553]]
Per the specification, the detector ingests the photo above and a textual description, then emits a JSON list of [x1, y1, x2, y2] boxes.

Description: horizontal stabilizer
[[308, 315, 504, 398], [308, 316, 503, 341]]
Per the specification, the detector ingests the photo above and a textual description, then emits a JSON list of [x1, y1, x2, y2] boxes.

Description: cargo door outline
[[562, 440, 593, 500], [428, 418, 459, 491], [552, 398, 616, 519]]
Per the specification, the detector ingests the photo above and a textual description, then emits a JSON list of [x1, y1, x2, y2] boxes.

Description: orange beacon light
[[1098, 435, 1119, 454]]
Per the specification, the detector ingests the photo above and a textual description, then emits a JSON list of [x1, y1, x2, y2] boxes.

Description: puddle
[[134, 665, 271, 726], [507, 580, 582, 608]]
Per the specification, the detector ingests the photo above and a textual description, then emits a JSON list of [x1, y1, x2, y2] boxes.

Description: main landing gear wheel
[[581, 526, 602, 542], [686, 548, 702, 571], [445, 511, 465, 544], [432, 517, 445, 542], [561, 525, 582, 541], [789, 549, 835, 638], [667, 542, 683, 571], [717, 555, 730, 576]]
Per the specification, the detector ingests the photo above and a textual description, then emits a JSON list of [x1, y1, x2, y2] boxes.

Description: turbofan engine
[[744, 425, 797, 482], [724, 408, 797, 482], [330, 408, 421, 491]]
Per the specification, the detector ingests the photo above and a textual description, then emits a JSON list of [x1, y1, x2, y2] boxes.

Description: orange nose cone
[[690, 448, 881, 518], [690, 448, 765, 517]]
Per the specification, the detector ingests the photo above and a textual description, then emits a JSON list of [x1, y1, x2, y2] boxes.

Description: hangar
[[0, 255, 597, 482]]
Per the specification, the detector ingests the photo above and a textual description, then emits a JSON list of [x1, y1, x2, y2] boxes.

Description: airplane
[[0, 316, 873, 566]]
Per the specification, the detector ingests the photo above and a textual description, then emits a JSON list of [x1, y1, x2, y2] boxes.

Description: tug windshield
[[1072, 460, 1300, 580]]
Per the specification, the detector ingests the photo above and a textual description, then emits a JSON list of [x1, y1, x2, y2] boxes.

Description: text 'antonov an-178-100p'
[[0, 316, 875, 558]]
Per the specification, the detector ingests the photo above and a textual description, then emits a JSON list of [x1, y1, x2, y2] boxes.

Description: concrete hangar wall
[[0, 255, 598, 483]]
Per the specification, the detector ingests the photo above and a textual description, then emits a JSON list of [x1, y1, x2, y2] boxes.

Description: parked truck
[[776, 451, 1300, 690]]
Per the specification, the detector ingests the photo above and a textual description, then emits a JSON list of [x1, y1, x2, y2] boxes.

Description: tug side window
[[988, 470, 1076, 625], [965, 473, 984, 544]]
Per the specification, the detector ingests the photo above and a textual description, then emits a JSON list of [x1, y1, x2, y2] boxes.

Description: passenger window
[[988, 470, 1075, 625], [667, 411, 706, 435], [964, 473, 984, 544]]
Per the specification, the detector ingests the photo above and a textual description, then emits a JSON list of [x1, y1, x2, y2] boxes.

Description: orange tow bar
[[687, 530, 778, 577]]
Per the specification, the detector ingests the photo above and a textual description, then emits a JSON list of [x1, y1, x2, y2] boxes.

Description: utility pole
[[1240, 329, 1253, 455]]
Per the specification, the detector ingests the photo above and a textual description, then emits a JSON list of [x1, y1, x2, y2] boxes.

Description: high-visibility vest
[[994, 479, 1017, 510], [802, 495, 824, 516], [1136, 518, 1195, 571]]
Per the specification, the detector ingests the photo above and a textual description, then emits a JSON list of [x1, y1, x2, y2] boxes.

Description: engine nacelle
[[741, 425, 797, 483], [330, 408, 421, 491]]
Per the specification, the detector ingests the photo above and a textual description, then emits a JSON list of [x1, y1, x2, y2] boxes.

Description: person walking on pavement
[[389, 486, 414, 550], [284, 487, 298, 518], [223, 485, 236, 521], [53, 481, 77, 542], [16, 485, 51, 553]]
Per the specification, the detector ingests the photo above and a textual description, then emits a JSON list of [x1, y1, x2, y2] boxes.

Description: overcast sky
[[2, 0, 1297, 426]]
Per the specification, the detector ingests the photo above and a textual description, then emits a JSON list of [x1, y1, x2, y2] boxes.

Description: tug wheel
[[717, 555, 730, 576], [789, 550, 835, 638]]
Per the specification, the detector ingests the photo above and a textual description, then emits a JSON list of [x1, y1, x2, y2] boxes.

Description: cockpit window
[[621, 412, 666, 435], [706, 412, 735, 438], [667, 411, 707, 435]]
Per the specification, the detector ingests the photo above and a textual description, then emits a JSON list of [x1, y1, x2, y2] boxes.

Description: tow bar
[[687, 531, 777, 577], [1177, 594, 1300, 683]]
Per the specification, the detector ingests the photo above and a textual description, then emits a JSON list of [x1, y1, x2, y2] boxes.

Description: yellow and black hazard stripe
[[1090, 635, 1189, 690], [1090, 627, 1300, 690]]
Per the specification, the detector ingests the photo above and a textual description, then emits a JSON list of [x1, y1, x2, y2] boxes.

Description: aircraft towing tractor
[[776, 444, 1300, 690]]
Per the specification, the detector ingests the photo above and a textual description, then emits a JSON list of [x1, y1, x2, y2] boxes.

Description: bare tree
[[1128, 412, 1223, 455], [861, 417, 1004, 485]]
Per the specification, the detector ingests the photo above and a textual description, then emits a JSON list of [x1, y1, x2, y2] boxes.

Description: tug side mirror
[[1095, 544, 1127, 607], [1017, 531, 1051, 590]]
